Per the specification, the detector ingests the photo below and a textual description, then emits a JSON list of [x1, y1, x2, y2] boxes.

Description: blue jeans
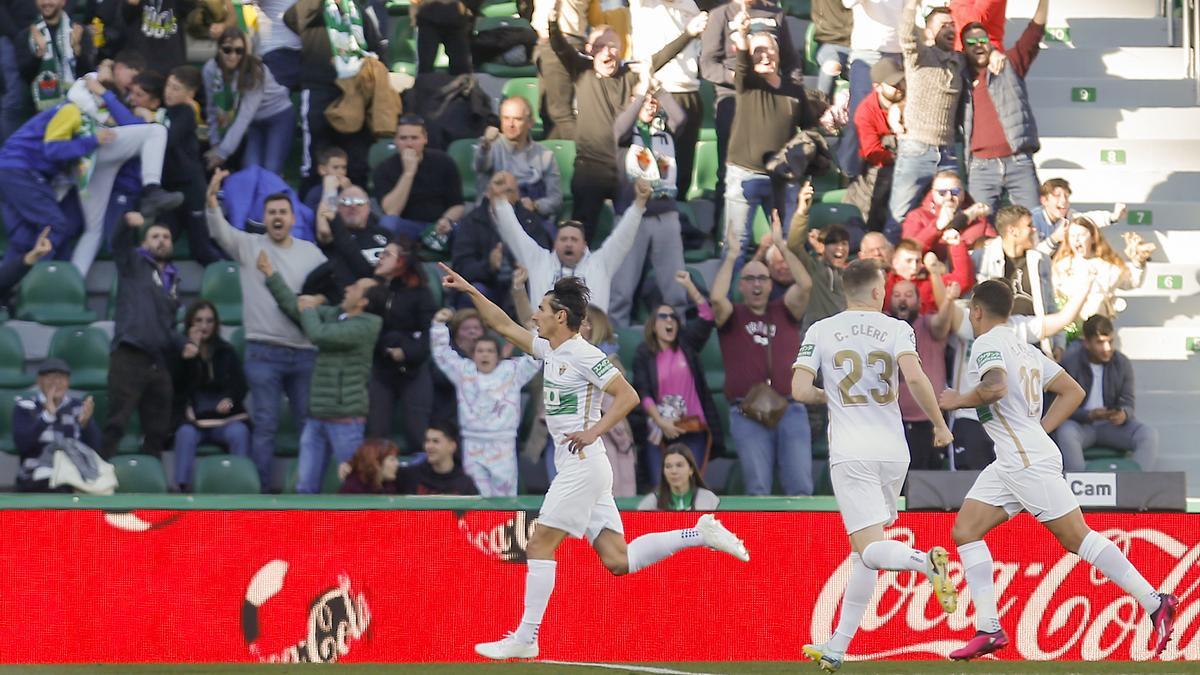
[[172, 421, 252, 488], [297, 418, 365, 493], [728, 401, 813, 495], [815, 43, 851, 98], [243, 105, 296, 177], [244, 341, 316, 487], [889, 139, 959, 224], [723, 163, 799, 257], [0, 37, 26, 144], [967, 152, 1041, 215]]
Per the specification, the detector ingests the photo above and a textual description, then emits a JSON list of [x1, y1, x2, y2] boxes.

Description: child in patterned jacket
[[431, 308, 541, 496]]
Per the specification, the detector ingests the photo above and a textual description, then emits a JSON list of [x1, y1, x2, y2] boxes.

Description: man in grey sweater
[[206, 169, 327, 487]]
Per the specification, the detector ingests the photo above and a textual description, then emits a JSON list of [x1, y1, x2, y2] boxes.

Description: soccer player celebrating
[[938, 280, 1178, 660], [438, 260, 749, 662], [791, 257, 959, 672]]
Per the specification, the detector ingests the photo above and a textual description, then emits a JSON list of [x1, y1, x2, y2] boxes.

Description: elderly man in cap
[[845, 58, 905, 238], [12, 359, 100, 492]]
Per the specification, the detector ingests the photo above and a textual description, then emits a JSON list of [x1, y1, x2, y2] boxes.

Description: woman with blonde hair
[[1051, 216, 1154, 322]]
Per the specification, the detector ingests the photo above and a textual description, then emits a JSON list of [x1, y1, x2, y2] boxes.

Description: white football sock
[[1077, 530, 1161, 614], [861, 540, 927, 573], [958, 540, 1002, 634], [826, 553, 876, 654], [627, 528, 704, 573], [513, 559, 556, 643]]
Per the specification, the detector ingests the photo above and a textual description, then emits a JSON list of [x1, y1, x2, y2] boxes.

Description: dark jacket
[[699, 1, 798, 100], [162, 103, 205, 189], [111, 222, 182, 363], [305, 215, 393, 301], [631, 309, 725, 457], [1062, 346, 1137, 424], [103, 0, 193, 74], [15, 18, 94, 83], [338, 473, 398, 494], [963, 19, 1043, 164], [171, 338, 248, 425], [374, 278, 437, 378], [284, 0, 384, 88], [451, 197, 549, 291], [12, 390, 102, 462], [397, 460, 479, 495], [0, 0, 38, 41]]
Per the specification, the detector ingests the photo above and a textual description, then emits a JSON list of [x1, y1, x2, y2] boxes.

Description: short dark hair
[[545, 276, 590, 330], [168, 65, 202, 94], [925, 6, 952, 20], [262, 192, 292, 210], [427, 421, 459, 446], [473, 334, 502, 354], [823, 223, 850, 245], [960, 21, 988, 42], [141, 222, 172, 241], [1082, 314, 1115, 340], [363, 281, 390, 317], [132, 71, 165, 104], [971, 279, 1013, 319], [995, 204, 1031, 236], [397, 113, 426, 129], [841, 258, 883, 298], [1040, 177, 1072, 198], [557, 220, 587, 240], [114, 49, 146, 72], [317, 146, 348, 166]]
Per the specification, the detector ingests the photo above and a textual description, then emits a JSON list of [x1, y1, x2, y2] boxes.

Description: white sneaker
[[696, 513, 750, 562], [474, 632, 538, 660]]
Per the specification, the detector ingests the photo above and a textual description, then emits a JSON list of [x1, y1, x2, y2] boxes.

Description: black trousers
[[367, 363, 433, 455], [300, 82, 374, 194], [103, 345, 173, 457], [713, 94, 736, 198], [417, 19, 473, 75], [570, 162, 619, 241], [903, 420, 945, 470], [950, 417, 997, 470], [534, 40, 577, 140], [669, 90, 703, 200]]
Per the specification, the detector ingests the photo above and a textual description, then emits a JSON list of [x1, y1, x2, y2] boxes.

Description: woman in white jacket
[[1051, 216, 1154, 322]]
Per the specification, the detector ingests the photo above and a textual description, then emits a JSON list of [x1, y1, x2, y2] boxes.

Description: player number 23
[[833, 350, 895, 406]]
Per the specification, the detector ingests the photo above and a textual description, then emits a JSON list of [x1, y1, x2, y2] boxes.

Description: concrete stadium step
[[1008, 0, 1160, 20], [1111, 298, 1200, 331], [1100, 226, 1200, 264], [1027, 77, 1197, 108], [1116, 262, 1200, 299], [1033, 107, 1200, 139], [1037, 138, 1200, 172], [1003, 18, 1175, 48], [1116, 325, 1200, 362], [1074, 201, 1200, 230], [1029, 48, 1186, 79], [1030, 168, 1200, 202]]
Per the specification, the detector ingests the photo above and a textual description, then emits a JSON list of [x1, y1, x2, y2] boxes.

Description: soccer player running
[[938, 280, 1178, 660], [792, 258, 959, 672], [438, 256, 749, 662]]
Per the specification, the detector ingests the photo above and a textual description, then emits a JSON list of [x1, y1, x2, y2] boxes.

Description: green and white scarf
[[30, 16, 76, 111], [75, 111, 99, 194], [210, 72, 238, 137], [323, 0, 369, 79]]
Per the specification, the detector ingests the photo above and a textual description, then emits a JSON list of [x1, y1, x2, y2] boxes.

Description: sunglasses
[[338, 197, 369, 206], [740, 274, 770, 283], [221, 46, 245, 55], [656, 312, 677, 321], [963, 36, 990, 46], [935, 187, 963, 197]]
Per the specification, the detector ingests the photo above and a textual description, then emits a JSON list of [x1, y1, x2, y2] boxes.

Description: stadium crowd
[[0, 0, 1162, 500]]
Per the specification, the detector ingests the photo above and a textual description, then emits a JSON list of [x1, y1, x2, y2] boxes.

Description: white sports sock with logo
[[861, 540, 927, 572], [513, 559, 556, 643], [958, 540, 1003, 633], [627, 528, 704, 573], [826, 553, 876, 654], [1077, 530, 1161, 614]]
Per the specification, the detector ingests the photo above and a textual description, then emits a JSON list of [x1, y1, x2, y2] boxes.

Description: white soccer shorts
[[965, 460, 1079, 523], [537, 452, 625, 542], [831, 460, 908, 535]]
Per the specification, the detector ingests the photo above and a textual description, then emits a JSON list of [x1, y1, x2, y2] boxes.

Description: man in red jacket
[[902, 170, 995, 258], [847, 59, 905, 234], [885, 237, 973, 315]]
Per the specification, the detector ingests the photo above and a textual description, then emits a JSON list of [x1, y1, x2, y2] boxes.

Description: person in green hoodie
[[257, 250, 382, 494]]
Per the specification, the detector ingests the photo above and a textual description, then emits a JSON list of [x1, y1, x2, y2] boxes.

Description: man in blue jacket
[[12, 359, 100, 492]]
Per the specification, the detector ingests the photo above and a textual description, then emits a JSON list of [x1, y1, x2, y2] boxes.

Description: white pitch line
[[538, 661, 728, 675]]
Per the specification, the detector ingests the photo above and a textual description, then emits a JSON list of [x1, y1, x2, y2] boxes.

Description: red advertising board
[[1, 509, 1196, 663]]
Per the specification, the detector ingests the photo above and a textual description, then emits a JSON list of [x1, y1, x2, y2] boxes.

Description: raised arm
[[710, 228, 741, 327], [439, 262, 535, 354], [594, 180, 651, 270], [548, 4, 592, 77], [929, 276, 960, 340], [900, 0, 921, 56], [205, 169, 255, 261], [648, 12, 707, 72], [898, 352, 953, 446], [770, 210, 812, 321], [429, 311, 469, 383]]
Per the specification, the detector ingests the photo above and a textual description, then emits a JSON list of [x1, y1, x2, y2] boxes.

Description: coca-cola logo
[[811, 526, 1198, 661], [458, 510, 539, 563]]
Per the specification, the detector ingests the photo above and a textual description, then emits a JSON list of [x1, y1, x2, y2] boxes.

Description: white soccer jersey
[[964, 325, 1065, 471], [949, 304, 1045, 422], [793, 310, 918, 465], [531, 333, 620, 471]]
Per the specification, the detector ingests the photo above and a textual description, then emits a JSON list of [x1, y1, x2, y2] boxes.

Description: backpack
[[401, 73, 495, 149]]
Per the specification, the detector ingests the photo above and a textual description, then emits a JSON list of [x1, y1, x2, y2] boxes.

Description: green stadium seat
[[474, 17, 537, 76], [0, 326, 33, 388], [112, 454, 168, 493], [193, 455, 262, 494], [0, 388, 31, 455], [711, 393, 735, 454], [200, 262, 243, 326], [369, 139, 397, 172], [687, 140, 720, 201], [803, 21, 818, 75], [47, 326, 110, 390], [479, 0, 518, 17], [808, 202, 863, 231], [698, 80, 716, 130], [616, 327, 642, 372], [700, 331, 724, 394], [501, 77, 543, 139], [1085, 457, 1143, 472], [592, 202, 616, 247], [724, 457, 744, 495], [275, 402, 301, 457], [447, 138, 479, 202], [388, 19, 416, 63], [282, 456, 344, 494], [814, 460, 833, 496], [784, 0, 812, 19], [819, 188, 848, 204], [541, 139, 576, 201], [423, 262, 444, 307], [15, 262, 97, 326], [1083, 445, 1124, 460], [229, 326, 246, 361]]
